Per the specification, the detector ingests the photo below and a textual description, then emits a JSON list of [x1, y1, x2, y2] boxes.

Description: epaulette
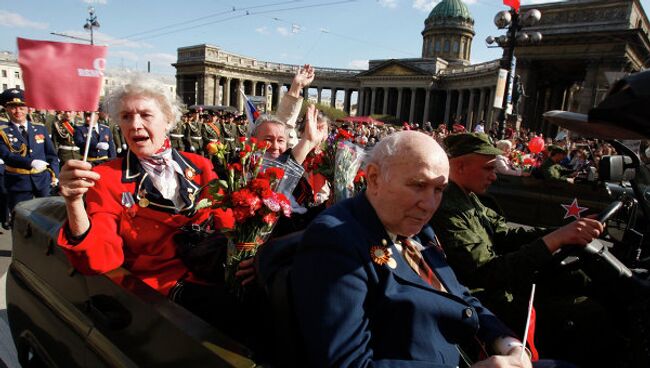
[[99, 123, 110, 128], [31, 122, 45, 127], [0, 124, 8, 130]]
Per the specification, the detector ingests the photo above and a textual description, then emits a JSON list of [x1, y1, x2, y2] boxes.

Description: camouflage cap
[[444, 132, 503, 158]]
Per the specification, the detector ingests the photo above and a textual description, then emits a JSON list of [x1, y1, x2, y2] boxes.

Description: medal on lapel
[[137, 188, 149, 208], [371, 239, 397, 269], [184, 167, 195, 179], [121, 192, 138, 217]]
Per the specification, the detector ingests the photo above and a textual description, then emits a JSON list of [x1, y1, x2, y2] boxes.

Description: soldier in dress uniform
[[219, 113, 238, 152], [169, 115, 186, 152], [51, 111, 82, 165], [99, 109, 126, 157], [201, 111, 221, 156], [0, 156, 8, 229], [184, 111, 204, 155], [0, 88, 59, 212], [73, 111, 116, 166]]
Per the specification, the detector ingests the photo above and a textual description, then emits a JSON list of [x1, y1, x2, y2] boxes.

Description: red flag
[[527, 306, 540, 361], [503, 0, 520, 11], [17, 38, 107, 111]]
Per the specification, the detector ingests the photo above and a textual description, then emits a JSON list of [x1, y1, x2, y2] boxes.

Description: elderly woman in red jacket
[[55, 76, 264, 346]]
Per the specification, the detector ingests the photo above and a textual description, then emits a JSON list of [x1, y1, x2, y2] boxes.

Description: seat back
[[255, 231, 306, 367]]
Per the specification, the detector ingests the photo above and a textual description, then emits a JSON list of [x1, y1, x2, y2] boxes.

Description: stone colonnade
[[355, 85, 498, 128]]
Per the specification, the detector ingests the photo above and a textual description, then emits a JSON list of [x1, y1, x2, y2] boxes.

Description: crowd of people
[[0, 65, 644, 367]]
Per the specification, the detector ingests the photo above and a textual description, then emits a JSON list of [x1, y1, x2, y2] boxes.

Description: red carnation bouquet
[[197, 137, 291, 295]]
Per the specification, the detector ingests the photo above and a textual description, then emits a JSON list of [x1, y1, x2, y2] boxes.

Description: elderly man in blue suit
[[292, 130, 533, 368], [0, 89, 59, 213]]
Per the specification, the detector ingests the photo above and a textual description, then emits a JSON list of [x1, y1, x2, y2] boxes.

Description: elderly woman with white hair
[[495, 139, 527, 176], [55, 75, 267, 344]]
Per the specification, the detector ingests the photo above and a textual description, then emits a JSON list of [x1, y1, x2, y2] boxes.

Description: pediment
[[357, 59, 430, 77]]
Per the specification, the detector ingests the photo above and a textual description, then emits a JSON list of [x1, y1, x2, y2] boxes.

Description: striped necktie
[[399, 236, 446, 292]]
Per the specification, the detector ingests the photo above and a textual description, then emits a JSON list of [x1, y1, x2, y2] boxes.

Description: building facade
[[174, 0, 650, 133], [0, 51, 23, 92]]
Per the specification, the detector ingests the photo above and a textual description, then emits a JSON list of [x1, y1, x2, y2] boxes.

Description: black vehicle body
[[7, 197, 257, 367]]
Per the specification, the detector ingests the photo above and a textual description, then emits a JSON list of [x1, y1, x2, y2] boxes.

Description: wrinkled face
[[459, 154, 497, 195], [368, 153, 449, 237], [6, 105, 27, 124], [118, 95, 170, 158], [255, 121, 287, 159]]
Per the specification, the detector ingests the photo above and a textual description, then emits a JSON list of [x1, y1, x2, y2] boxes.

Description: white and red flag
[[17, 37, 107, 111], [503, 0, 520, 11]]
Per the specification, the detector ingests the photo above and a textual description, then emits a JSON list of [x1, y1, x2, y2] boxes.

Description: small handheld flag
[[241, 89, 261, 136]]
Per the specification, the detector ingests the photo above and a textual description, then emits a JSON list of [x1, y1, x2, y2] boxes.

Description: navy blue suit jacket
[[74, 123, 116, 159], [291, 193, 513, 368], [0, 121, 59, 193]]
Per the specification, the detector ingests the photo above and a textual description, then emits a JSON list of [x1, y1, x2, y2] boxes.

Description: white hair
[[103, 74, 183, 130], [367, 130, 444, 179], [250, 114, 287, 137], [496, 139, 513, 152]]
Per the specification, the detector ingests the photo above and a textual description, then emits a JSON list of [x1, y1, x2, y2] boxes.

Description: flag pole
[[521, 283, 536, 361], [82, 111, 96, 162]]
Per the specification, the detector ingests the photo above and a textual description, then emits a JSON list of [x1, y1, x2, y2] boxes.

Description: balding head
[[366, 131, 449, 237]]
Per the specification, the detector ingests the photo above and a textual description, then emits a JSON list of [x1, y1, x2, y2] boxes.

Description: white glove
[[190, 146, 196, 152], [117, 147, 122, 154], [96, 142, 110, 151], [31, 159, 49, 171], [51, 178, 59, 187], [122, 143, 127, 150], [0, 158, 4, 165]]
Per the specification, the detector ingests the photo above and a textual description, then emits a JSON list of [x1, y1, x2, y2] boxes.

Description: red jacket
[[58, 150, 217, 295]]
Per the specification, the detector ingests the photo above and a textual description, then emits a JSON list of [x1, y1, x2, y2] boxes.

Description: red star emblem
[[561, 198, 588, 220]]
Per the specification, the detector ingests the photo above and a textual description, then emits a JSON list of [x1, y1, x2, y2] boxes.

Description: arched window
[[444, 40, 450, 52], [452, 41, 459, 53], [434, 40, 441, 52]]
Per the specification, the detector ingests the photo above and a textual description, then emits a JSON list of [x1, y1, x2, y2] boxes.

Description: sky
[[2, 0, 650, 76]]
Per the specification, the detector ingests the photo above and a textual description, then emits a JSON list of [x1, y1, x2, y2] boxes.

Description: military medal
[[371, 239, 395, 268], [184, 167, 195, 179], [138, 197, 150, 208]]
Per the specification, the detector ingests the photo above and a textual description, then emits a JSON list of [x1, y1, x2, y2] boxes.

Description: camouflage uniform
[[539, 157, 574, 182]]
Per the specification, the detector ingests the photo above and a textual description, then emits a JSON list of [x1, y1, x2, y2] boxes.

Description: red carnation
[[232, 189, 262, 215], [265, 167, 285, 180], [238, 136, 247, 143], [354, 169, 366, 184], [262, 212, 279, 225], [228, 163, 243, 172], [250, 178, 273, 198], [212, 207, 235, 229], [249, 137, 258, 145]]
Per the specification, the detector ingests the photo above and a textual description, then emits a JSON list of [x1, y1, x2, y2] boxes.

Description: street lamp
[[83, 6, 100, 45], [486, 7, 542, 138]]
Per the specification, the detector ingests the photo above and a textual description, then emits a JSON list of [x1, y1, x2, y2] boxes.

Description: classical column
[[455, 89, 464, 122], [331, 88, 337, 108], [357, 89, 365, 116], [317, 87, 323, 104], [382, 87, 389, 115], [343, 89, 351, 114], [423, 89, 431, 124], [370, 87, 377, 115], [224, 78, 231, 107], [487, 87, 496, 125], [197, 75, 205, 105], [251, 81, 258, 96], [467, 89, 476, 131], [444, 90, 452, 123], [235, 79, 243, 112], [396, 88, 403, 120], [477, 88, 486, 122], [409, 88, 417, 123]]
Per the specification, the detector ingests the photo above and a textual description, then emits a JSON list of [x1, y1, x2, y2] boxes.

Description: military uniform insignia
[[138, 197, 150, 208], [371, 239, 396, 269], [561, 198, 588, 219], [35, 134, 45, 144]]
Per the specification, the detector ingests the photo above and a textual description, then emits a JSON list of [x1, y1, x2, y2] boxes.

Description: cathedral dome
[[427, 0, 473, 23]]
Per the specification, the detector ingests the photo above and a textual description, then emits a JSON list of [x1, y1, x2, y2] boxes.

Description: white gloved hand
[[122, 144, 127, 150], [51, 178, 59, 187], [96, 142, 110, 151], [117, 147, 122, 154], [190, 146, 196, 152], [31, 159, 49, 171], [0, 158, 4, 165]]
